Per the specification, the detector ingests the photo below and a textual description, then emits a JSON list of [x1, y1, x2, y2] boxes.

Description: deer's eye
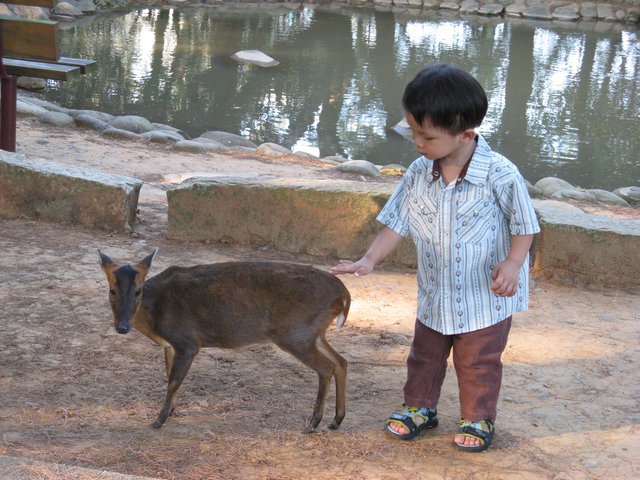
[[135, 289, 142, 296], [109, 289, 116, 296]]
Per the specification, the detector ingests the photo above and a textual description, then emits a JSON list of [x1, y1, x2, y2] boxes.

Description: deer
[[98, 250, 350, 433]]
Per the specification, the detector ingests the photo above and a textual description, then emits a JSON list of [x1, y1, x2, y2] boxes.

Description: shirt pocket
[[455, 197, 496, 244], [407, 191, 438, 241]]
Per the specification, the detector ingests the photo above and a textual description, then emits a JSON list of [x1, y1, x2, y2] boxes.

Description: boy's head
[[403, 64, 488, 135]]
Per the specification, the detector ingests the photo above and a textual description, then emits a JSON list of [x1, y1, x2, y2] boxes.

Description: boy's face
[[405, 112, 474, 163]]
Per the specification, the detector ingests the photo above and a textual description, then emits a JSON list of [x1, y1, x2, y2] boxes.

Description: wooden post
[[0, 74, 17, 152]]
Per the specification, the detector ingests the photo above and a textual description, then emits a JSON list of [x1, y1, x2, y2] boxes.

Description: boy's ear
[[461, 128, 477, 141]]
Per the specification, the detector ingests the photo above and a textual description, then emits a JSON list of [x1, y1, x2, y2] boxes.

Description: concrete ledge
[[167, 176, 417, 267], [533, 205, 640, 287], [0, 152, 142, 232], [168, 177, 640, 288]]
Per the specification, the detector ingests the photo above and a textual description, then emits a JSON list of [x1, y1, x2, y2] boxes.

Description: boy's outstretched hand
[[330, 258, 375, 277]]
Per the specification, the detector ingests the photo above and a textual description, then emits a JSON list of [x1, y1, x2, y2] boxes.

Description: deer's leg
[[279, 339, 336, 433], [152, 347, 197, 429], [317, 335, 348, 430], [164, 346, 175, 380]]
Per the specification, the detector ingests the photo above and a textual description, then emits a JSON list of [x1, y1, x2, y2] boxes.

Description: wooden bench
[[0, 0, 96, 151]]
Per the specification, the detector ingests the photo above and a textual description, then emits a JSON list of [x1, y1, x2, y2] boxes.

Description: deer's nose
[[116, 323, 131, 334]]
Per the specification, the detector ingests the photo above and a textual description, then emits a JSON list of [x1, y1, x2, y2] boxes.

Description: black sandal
[[454, 419, 494, 452], [384, 406, 438, 440]]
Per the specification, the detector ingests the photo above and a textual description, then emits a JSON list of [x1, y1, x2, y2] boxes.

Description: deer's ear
[[98, 250, 119, 281], [138, 249, 158, 270], [99, 250, 115, 268]]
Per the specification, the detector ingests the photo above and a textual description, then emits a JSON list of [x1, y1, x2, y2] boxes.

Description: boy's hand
[[330, 259, 374, 277], [490, 259, 520, 297]]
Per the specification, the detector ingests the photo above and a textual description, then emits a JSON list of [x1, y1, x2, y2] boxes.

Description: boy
[[330, 64, 540, 452]]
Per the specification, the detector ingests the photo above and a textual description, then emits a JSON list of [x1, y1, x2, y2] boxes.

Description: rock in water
[[231, 50, 280, 67]]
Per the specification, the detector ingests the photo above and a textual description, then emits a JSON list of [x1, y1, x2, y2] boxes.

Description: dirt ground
[[1, 116, 639, 480]]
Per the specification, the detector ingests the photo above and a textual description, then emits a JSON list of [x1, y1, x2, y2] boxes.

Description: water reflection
[[47, 5, 639, 190]]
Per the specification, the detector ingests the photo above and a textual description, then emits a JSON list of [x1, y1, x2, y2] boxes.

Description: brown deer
[[98, 250, 350, 433]]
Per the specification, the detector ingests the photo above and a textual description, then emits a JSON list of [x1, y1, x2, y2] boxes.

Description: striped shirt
[[377, 135, 540, 335]]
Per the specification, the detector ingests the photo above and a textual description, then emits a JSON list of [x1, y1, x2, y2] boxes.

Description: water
[[45, 4, 640, 190]]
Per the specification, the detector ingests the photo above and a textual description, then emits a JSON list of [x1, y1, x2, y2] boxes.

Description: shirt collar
[[428, 134, 492, 186]]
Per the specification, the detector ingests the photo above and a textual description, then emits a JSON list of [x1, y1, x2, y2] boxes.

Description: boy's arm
[[330, 226, 403, 277], [490, 234, 534, 297]]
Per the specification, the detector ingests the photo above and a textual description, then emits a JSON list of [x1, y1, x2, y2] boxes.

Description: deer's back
[[142, 261, 349, 348]]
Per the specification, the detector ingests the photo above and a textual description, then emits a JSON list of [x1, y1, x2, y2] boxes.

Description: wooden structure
[[0, 0, 96, 151]]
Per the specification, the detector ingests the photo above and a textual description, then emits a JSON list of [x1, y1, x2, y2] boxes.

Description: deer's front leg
[[152, 347, 197, 429]]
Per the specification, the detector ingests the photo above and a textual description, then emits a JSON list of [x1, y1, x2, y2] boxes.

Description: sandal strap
[[388, 412, 419, 432], [457, 419, 494, 444]]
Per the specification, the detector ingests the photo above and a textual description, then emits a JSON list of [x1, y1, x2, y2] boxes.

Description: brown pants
[[403, 317, 512, 422]]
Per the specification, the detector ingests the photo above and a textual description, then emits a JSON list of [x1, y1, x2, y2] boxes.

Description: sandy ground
[[0, 116, 639, 479]]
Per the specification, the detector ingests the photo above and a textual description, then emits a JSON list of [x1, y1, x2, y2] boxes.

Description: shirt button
[[458, 323, 464, 328]]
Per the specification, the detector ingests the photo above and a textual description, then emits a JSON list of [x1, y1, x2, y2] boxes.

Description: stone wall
[[167, 177, 640, 288], [0, 152, 142, 232], [167, 177, 418, 267]]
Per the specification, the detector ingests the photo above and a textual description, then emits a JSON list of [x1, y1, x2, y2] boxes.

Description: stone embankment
[[1, 0, 639, 26]]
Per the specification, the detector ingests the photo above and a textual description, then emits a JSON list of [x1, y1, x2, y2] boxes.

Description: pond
[[44, 4, 640, 190]]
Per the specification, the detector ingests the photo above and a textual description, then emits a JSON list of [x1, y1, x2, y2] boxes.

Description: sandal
[[384, 406, 438, 440], [454, 419, 494, 452]]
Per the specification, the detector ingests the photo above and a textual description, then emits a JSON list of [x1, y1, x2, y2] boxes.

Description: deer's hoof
[[151, 421, 164, 429]]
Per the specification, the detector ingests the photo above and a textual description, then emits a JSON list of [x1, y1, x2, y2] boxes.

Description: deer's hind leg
[[317, 334, 347, 430], [277, 334, 346, 434]]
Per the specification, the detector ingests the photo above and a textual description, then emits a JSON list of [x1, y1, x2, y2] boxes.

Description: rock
[[391, 119, 412, 139], [141, 130, 185, 144], [109, 115, 154, 134], [16, 77, 46, 90], [613, 186, 640, 204], [523, 4, 553, 20], [70, 109, 114, 122], [4, 5, 49, 20], [18, 97, 70, 114], [552, 189, 596, 203], [321, 155, 348, 164], [54, 1, 82, 16], [72, 0, 96, 13], [580, 2, 598, 18], [39, 111, 75, 127], [506, 2, 527, 15], [151, 123, 189, 139], [256, 143, 292, 158], [230, 50, 279, 67], [292, 151, 318, 159], [16, 99, 48, 116], [336, 160, 380, 177], [74, 113, 110, 131], [192, 137, 226, 148], [532, 199, 585, 213], [101, 128, 141, 140], [440, 2, 460, 11], [380, 164, 407, 175], [198, 131, 257, 149], [553, 5, 580, 21], [535, 177, 577, 196], [459, 0, 479, 14], [625, 11, 640, 24], [585, 189, 630, 206], [173, 140, 226, 153], [479, 3, 504, 15], [597, 3, 615, 20], [526, 183, 544, 197]]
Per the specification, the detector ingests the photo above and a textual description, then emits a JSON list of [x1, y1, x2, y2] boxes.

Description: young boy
[[330, 64, 540, 452]]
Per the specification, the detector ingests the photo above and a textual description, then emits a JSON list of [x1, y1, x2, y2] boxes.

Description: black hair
[[402, 64, 488, 134]]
